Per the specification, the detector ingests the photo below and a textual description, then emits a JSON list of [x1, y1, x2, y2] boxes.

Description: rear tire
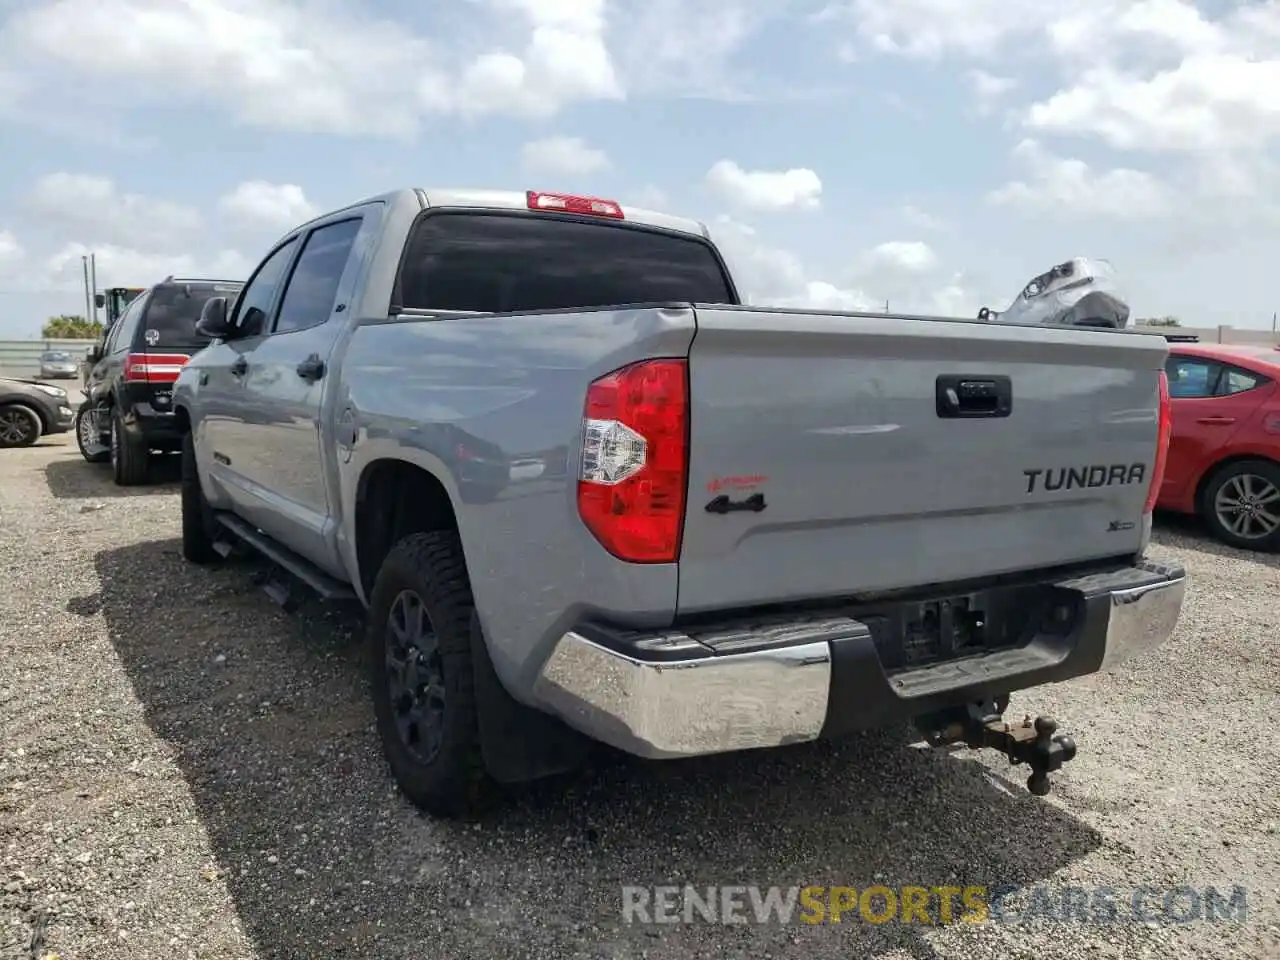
[[0, 404, 41, 448], [75, 403, 109, 463], [366, 530, 492, 819], [110, 407, 150, 486], [1200, 458, 1280, 552], [181, 431, 219, 564]]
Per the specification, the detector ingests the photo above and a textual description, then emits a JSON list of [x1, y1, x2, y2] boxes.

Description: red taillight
[[1144, 369, 1172, 514], [124, 353, 189, 383], [527, 190, 624, 219], [577, 359, 689, 563]]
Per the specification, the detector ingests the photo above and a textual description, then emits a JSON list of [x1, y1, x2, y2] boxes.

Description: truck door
[[1161, 353, 1260, 507], [230, 208, 377, 572]]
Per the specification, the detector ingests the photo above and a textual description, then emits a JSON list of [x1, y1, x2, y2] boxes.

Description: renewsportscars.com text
[[621, 884, 1249, 926]]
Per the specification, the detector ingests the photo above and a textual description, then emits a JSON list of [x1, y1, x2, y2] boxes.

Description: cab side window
[[273, 219, 363, 334], [110, 293, 148, 354], [231, 238, 299, 336]]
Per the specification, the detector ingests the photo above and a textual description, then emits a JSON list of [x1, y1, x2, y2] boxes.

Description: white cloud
[[520, 136, 610, 175], [863, 240, 938, 273], [705, 160, 823, 212], [708, 215, 868, 308], [706, 215, 978, 316], [829, 0, 1064, 59], [0, 230, 22, 265], [628, 185, 670, 210], [986, 139, 1171, 219], [607, 0, 773, 100], [27, 173, 201, 248], [0, 0, 623, 137], [219, 181, 318, 233], [967, 69, 1016, 113], [901, 204, 948, 231], [1025, 57, 1280, 154], [42, 242, 251, 291]]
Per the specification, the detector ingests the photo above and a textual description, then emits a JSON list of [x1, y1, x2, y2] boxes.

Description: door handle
[[936, 374, 1012, 419], [296, 355, 325, 382], [230, 356, 248, 377], [1196, 416, 1236, 425]]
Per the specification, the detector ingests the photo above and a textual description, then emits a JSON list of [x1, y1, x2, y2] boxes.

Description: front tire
[[1200, 459, 1280, 552], [0, 404, 41, 448], [110, 408, 150, 486], [75, 403, 109, 463], [181, 431, 219, 564], [366, 530, 492, 819]]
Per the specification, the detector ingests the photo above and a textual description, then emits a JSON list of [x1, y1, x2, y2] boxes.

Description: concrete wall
[[1136, 325, 1280, 346]]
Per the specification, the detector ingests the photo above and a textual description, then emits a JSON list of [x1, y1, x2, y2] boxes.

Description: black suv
[[77, 276, 244, 484]]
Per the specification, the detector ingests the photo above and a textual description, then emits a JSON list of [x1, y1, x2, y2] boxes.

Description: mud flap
[[469, 612, 593, 784]]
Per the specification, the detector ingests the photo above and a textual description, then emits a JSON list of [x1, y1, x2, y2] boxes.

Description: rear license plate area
[[862, 584, 1058, 672]]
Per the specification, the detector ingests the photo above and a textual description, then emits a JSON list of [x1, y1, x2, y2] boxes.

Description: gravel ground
[[2, 436, 1278, 960]]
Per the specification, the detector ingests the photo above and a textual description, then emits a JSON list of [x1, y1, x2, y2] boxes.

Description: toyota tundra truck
[[171, 187, 1187, 819]]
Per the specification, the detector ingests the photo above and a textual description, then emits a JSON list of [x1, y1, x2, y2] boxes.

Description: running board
[[213, 513, 357, 603]]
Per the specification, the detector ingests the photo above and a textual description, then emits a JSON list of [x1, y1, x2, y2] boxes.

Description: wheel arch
[[0, 400, 45, 436], [353, 457, 460, 600], [1194, 452, 1280, 513]]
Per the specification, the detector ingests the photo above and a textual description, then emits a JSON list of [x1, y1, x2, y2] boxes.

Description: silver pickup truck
[[173, 187, 1186, 818]]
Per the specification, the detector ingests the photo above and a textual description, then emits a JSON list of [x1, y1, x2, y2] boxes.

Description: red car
[[1157, 340, 1280, 550]]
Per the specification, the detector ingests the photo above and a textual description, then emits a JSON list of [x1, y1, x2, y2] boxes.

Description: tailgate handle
[[936, 375, 1012, 419]]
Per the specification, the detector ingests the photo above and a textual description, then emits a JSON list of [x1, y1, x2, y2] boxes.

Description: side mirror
[[86, 345, 102, 364], [195, 296, 231, 340], [94, 293, 105, 309]]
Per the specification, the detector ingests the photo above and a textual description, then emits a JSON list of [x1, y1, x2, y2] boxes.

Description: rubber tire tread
[[0, 404, 42, 448], [366, 530, 492, 819], [111, 407, 150, 486], [180, 431, 219, 564], [1199, 457, 1280, 552], [75, 403, 109, 463]]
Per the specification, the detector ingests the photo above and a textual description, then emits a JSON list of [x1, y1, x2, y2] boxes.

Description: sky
[[1, 0, 1279, 336]]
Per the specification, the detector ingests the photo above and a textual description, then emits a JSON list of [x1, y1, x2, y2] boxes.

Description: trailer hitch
[[915, 701, 1078, 796]]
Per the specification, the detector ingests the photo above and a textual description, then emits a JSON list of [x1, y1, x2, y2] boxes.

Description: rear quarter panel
[[1183, 382, 1280, 510], [337, 306, 697, 700]]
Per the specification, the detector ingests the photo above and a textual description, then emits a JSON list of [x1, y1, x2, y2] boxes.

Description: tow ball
[[914, 700, 1078, 796]]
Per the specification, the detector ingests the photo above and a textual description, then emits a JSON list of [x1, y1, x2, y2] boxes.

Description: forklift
[[81, 286, 145, 387]]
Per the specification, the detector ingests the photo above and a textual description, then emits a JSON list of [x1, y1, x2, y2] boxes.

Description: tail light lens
[[1143, 369, 1172, 514], [577, 359, 689, 563], [124, 353, 189, 383]]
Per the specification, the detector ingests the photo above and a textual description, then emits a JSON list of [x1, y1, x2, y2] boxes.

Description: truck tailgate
[[677, 306, 1167, 615]]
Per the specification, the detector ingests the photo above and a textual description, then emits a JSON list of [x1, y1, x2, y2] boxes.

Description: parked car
[[0, 377, 74, 447], [1155, 340, 1280, 550], [171, 187, 1185, 819], [77, 275, 244, 484], [38, 349, 80, 379]]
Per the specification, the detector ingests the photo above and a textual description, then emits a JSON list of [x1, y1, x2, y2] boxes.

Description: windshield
[[140, 282, 243, 348], [397, 212, 736, 312], [41, 352, 72, 361]]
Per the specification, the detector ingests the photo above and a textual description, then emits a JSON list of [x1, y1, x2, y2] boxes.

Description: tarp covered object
[[980, 257, 1129, 329]]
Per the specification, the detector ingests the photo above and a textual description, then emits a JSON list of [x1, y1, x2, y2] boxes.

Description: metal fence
[[0, 339, 97, 380]]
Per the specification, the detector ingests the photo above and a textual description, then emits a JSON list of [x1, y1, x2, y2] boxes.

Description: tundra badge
[[1024, 464, 1146, 494]]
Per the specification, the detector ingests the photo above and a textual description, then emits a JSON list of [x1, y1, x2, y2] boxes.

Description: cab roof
[[415, 188, 711, 240]]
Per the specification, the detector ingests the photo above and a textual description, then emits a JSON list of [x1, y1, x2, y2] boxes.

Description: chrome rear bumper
[[532, 561, 1186, 759]]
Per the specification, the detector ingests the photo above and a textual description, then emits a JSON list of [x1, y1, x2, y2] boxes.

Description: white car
[[38, 350, 80, 380]]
